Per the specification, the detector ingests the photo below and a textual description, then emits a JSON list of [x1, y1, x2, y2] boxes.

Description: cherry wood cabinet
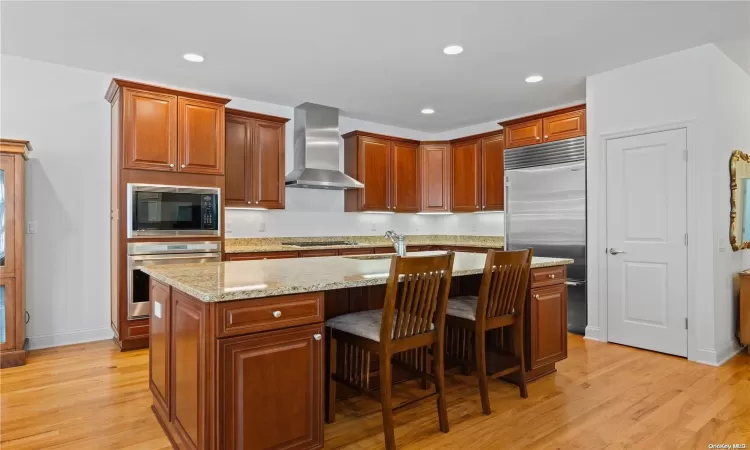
[[480, 134, 505, 211], [528, 267, 568, 371], [451, 139, 482, 212], [224, 109, 289, 209], [500, 105, 586, 149], [542, 109, 586, 143], [343, 131, 420, 213], [178, 97, 225, 175], [150, 283, 324, 450], [106, 79, 231, 175], [225, 251, 299, 261], [391, 142, 420, 212], [451, 132, 505, 212], [219, 324, 323, 450], [122, 89, 178, 171], [0, 140, 30, 368], [419, 143, 451, 213]]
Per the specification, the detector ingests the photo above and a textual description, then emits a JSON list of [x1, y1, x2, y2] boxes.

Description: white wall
[[585, 44, 750, 365], [1, 54, 114, 348], [712, 50, 750, 358]]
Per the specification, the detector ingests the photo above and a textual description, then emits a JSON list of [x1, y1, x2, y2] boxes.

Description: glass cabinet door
[[0, 280, 15, 350], [0, 155, 15, 277]]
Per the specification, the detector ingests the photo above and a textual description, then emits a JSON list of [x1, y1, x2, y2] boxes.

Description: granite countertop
[[141, 251, 573, 303], [224, 235, 505, 254]]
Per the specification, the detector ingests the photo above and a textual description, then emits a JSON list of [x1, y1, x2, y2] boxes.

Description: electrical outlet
[[258, 221, 266, 232], [471, 222, 477, 232], [371, 221, 377, 232], [718, 236, 727, 252], [26, 221, 38, 234]]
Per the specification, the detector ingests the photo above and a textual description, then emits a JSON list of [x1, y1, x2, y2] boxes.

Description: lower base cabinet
[[219, 324, 323, 450], [150, 279, 324, 450], [527, 267, 568, 371]]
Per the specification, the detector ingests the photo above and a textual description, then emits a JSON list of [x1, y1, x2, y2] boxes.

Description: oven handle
[[129, 252, 222, 262]]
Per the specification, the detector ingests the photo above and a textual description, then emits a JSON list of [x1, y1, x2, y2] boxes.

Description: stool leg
[[380, 353, 396, 450], [475, 328, 491, 415], [433, 341, 449, 433], [325, 328, 337, 423]]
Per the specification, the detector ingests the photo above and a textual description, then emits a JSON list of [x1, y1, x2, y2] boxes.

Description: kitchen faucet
[[384, 230, 406, 256]]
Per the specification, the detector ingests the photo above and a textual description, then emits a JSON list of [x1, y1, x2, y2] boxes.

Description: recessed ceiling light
[[443, 45, 463, 55], [183, 53, 205, 63], [421, 108, 435, 115], [525, 75, 544, 83]]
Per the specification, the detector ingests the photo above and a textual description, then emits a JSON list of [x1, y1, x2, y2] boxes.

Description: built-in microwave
[[126, 183, 220, 238]]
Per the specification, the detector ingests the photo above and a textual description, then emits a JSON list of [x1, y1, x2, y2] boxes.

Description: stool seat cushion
[[326, 309, 434, 342], [446, 296, 478, 321]]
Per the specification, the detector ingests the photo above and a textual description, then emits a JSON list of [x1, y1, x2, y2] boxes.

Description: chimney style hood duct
[[285, 103, 364, 190]]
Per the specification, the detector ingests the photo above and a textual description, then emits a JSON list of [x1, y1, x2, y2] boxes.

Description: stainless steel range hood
[[285, 103, 364, 190]]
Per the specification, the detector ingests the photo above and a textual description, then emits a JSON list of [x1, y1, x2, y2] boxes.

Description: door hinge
[[684, 233, 688, 246], [685, 317, 688, 329], [683, 149, 688, 161]]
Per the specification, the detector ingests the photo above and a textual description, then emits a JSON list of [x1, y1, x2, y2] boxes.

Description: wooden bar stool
[[444, 249, 533, 415], [325, 252, 456, 450]]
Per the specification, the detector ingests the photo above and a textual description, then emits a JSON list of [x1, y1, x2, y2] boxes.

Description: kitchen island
[[142, 251, 572, 450]]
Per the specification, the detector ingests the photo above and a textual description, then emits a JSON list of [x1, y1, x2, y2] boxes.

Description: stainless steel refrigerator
[[504, 137, 587, 334]]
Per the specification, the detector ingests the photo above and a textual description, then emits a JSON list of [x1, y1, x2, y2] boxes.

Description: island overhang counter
[[141, 251, 572, 450]]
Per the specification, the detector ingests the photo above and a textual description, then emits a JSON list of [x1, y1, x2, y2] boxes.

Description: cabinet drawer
[[217, 292, 324, 337], [225, 251, 299, 261], [338, 247, 374, 256], [374, 247, 396, 254], [298, 249, 339, 258], [531, 266, 565, 287]]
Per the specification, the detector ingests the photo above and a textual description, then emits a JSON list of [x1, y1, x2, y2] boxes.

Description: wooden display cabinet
[[0, 139, 31, 368]]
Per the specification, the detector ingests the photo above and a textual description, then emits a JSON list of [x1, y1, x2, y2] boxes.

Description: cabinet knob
[[534, 294, 540, 300], [248, 201, 253, 204], [544, 135, 549, 139], [169, 163, 174, 168], [272, 310, 282, 318], [181, 164, 186, 168], [313, 333, 322, 341], [548, 273, 556, 279], [256, 201, 259, 204], [536, 136, 541, 141]]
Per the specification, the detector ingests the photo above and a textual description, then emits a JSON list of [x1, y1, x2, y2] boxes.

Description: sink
[[343, 254, 395, 260]]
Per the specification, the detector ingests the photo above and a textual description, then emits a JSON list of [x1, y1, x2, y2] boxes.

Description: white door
[[606, 128, 688, 356]]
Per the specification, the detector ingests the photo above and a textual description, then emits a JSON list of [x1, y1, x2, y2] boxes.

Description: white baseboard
[[584, 325, 603, 342], [693, 343, 744, 366], [28, 327, 114, 350]]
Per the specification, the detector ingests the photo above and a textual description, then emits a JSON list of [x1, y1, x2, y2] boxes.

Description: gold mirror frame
[[730, 149, 750, 251]]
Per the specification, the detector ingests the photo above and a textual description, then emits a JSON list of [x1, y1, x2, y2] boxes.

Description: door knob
[[609, 248, 626, 255], [313, 333, 322, 341], [272, 310, 282, 318]]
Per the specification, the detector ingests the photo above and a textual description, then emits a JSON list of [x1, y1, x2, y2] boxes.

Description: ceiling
[[2, 1, 748, 132]]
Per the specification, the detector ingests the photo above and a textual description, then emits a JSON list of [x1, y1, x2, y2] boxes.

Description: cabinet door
[[0, 156, 16, 277], [451, 140, 481, 212], [504, 119, 543, 149], [391, 142, 420, 212], [420, 144, 451, 212], [225, 251, 299, 261], [219, 324, 323, 450], [0, 279, 16, 351], [252, 120, 285, 209], [225, 116, 251, 206], [543, 109, 586, 143], [149, 280, 170, 412], [358, 137, 391, 211], [122, 88, 178, 171], [529, 283, 568, 369], [481, 134, 505, 211], [178, 97, 225, 175]]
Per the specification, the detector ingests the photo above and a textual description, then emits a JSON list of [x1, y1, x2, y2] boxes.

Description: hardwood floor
[[1, 336, 748, 449]]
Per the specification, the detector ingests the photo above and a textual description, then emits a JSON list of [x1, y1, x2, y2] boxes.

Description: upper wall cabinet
[[501, 105, 586, 149], [450, 131, 505, 213], [106, 79, 230, 175], [224, 109, 289, 209], [343, 131, 420, 213], [419, 142, 451, 213]]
